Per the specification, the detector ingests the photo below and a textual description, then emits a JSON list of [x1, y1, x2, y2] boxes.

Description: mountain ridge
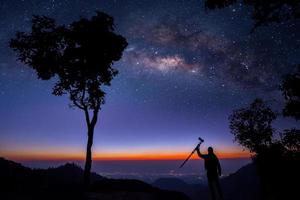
[[152, 163, 261, 200], [0, 157, 190, 200]]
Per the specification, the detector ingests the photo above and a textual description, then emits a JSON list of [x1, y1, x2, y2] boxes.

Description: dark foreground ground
[[0, 157, 189, 200], [0, 157, 261, 200]]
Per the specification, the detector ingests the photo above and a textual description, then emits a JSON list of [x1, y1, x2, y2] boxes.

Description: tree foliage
[[229, 97, 299, 199], [205, 0, 300, 30], [229, 99, 276, 153], [282, 129, 300, 152], [10, 12, 128, 112], [281, 65, 300, 120]]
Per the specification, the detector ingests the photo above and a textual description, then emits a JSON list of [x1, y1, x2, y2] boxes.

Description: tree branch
[[84, 107, 91, 128], [72, 99, 85, 110], [90, 101, 100, 127]]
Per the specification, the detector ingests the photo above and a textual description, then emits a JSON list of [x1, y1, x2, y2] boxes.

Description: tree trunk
[[84, 125, 94, 186], [83, 108, 98, 187]]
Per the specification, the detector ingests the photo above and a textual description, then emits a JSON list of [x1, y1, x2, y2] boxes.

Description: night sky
[[0, 0, 299, 160]]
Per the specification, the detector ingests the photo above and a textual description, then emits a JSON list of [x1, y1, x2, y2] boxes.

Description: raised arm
[[196, 144, 205, 159]]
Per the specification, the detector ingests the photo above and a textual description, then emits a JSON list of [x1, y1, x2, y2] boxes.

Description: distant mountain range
[[152, 163, 261, 200], [0, 157, 261, 200], [0, 157, 189, 200]]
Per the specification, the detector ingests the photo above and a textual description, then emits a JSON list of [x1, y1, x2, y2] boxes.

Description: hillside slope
[[0, 158, 189, 200], [153, 163, 261, 200]]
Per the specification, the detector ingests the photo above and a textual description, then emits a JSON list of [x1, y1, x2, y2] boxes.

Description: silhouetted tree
[[204, 0, 300, 30], [229, 98, 299, 200], [281, 65, 300, 120], [10, 12, 128, 185], [229, 98, 276, 153], [281, 128, 300, 152]]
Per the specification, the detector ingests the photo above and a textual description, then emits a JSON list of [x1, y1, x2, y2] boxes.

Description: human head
[[208, 147, 214, 154]]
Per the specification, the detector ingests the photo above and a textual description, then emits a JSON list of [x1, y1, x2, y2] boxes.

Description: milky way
[[0, 0, 299, 158]]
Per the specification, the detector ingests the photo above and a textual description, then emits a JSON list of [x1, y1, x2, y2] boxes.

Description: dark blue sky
[[0, 0, 299, 160]]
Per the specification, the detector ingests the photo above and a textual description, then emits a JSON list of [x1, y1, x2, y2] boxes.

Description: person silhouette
[[196, 144, 224, 200]]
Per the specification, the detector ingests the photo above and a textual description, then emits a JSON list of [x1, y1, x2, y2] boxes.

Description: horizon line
[[1, 151, 251, 161]]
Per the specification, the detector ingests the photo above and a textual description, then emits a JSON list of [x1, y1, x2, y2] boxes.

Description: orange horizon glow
[[1, 150, 251, 161]]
